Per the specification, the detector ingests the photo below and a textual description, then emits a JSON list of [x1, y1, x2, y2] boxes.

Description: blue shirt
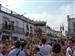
[[8, 48, 25, 56], [40, 44, 52, 56]]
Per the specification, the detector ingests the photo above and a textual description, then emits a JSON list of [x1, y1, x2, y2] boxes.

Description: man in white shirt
[[66, 38, 75, 56], [40, 38, 52, 56]]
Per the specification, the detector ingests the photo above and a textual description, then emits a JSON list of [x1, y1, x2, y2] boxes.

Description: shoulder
[[67, 47, 71, 51], [19, 50, 25, 56], [9, 49, 16, 54], [0, 53, 3, 56], [9, 48, 20, 56]]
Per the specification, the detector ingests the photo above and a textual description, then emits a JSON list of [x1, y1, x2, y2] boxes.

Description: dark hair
[[21, 41, 28, 50], [68, 38, 74, 44], [15, 41, 21, 48], [41, 38, 47, 44], [60, 41, 65, 46], [35, 47, 40, 51], [52, 43, 61, 53], [21, 41, 27, 48]]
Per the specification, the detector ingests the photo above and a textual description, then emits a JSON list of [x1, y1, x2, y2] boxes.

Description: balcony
[[0, 24, 24, 34], [0, 4, 19, 16]]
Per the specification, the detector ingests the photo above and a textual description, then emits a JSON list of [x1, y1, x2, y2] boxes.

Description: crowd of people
[[0, 37, 74, 56]]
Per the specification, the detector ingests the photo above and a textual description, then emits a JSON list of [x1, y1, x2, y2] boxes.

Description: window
[[26, 24, 29, 31], [10, 21, 14, 30], [73, 22, 75, 27], [12, 37, 18, 41], [3, 16, 10, 30], [2, 35, 9, 41], [73, 29, 75, 33], [30, 26, 32, 32]]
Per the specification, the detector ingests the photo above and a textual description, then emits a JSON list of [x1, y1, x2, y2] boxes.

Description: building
[[34, 21, 47, 38], [67, 14, 75, 38], [0, 4, 61, 41], [46, 26, 53, 37], [46, 26, 61, 38], [0, 4, 34, 41]]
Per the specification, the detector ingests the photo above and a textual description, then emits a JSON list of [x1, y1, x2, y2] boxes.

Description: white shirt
[[66, 47, 72, 56], [40, 44, 52, 56]]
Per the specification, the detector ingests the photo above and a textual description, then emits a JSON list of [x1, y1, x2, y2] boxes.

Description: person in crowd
[[21, 41, 30, 56], [0, 45, 3, 56], [40, 38, 52, 56], [66, 38, 75, 56], [72, 45, 75, 56], [32, 39, 40, 47], [50, 43, 64, 56], [2, 46, 7, 56], [30, 46, 35, 56], [34, 47, 42, 56], [8, 41, 25, 56], [71, 39, 75, 56], [60, 41, 66, 56]]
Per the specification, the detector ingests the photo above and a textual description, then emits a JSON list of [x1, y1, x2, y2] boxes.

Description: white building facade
[[0, 4, 35, 41], [0, 4, 58, 41]]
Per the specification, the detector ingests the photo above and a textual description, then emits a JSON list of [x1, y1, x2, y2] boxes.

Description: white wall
[[0, 12, 25, 40], [1, 12, 24, 28]]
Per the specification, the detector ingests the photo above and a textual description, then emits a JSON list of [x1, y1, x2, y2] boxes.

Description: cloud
[[0, 0, 73, 31], [25, 4, 73, 31]]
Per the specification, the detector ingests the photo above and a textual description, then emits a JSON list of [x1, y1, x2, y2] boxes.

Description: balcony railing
[[0, 4, 20, 17], [0, 24, 24, 34]]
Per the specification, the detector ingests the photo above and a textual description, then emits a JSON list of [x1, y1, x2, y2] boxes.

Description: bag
[[16, 50, 21, 56], [39, 53, 43, 56], [72, 47, 75, 56]]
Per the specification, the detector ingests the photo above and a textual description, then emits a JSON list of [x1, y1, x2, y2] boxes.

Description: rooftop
[[0, 4, 34, 24], [67, 14, 75, 19]]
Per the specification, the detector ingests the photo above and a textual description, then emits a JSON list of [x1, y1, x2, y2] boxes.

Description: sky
[[0, 0, 74, 31]]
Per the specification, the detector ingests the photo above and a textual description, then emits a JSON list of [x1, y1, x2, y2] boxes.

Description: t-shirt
[[66, 47, 72, 56], [72, 46, 75, 56], [40, 44, 52, 56], [8, 48, 25, 56]]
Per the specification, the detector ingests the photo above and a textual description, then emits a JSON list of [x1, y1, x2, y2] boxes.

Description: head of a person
[[52, 43, 61, 54], [67, 38, 74, 48], [21, 41, 28, 49], [34, 47, 40, 53], [60, 41, 65, 46], [2, 46, 6, 51], [41, 38, 47, 44], [0, 45, 3, 52], [15, 41, 21, 48]]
